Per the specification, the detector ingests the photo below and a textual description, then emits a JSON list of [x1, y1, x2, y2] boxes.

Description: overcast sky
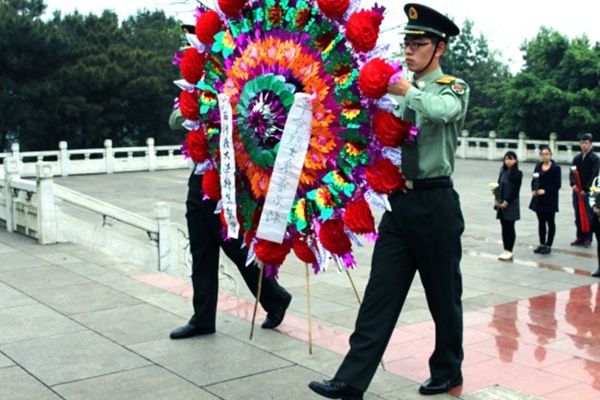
[[43, 0, 600, 72]]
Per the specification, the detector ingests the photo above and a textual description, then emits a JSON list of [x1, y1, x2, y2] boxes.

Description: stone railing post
[[104, 139, 114, 174], [549, 132, 558, 155], [155, 202, 171, 272], [10, 143, 22, 175], [517, 131, 527, 161], [11, 142, 20, 160], [460, 130, 469, 159], [487, 131, 497, 160], [36, 163, 57, 244], [3, 158, 19, 232], [59, 141, 69, 177], [147, 138, 157, 171]]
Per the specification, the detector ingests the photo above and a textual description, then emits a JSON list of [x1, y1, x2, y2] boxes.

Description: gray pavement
[[1, 159, 597, 399]]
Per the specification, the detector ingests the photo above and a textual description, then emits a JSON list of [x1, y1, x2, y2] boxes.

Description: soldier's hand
[[387, 76, 413, 96]]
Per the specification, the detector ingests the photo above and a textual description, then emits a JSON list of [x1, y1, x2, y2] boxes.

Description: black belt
[[405, 177, 453, 190]]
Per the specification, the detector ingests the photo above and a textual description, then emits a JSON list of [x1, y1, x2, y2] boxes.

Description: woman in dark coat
[[495, 151, 523, 261], [529, 146, 562, 254]]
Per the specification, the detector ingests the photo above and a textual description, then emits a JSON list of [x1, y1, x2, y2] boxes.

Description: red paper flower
[[195, 10, 223, 45], [317, 0, 350, 18], [366, 158, 405, 194], [218, 0, 247, 18], [180, 48, 206, 84], [346, 10, 383, 53], [373, 110, 411, 148], [255, 238, 292, 266], [319, 219, 352, 256], [186, 129, 209, 163], [202, 168, 221, 201], [292, 235, 317, 264], [343, 198, 375, 234], [179, 90, 199, 120], [358, 58, 394, 99]]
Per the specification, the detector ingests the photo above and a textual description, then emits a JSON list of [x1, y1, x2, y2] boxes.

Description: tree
[[442, 20, 512, 136], [1, 2, 181, 150], [498, 28, 600, 139]]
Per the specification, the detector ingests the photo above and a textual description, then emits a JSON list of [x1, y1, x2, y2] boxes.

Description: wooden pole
[[305, 263, 313, 354], [249, 263, 265, 340]]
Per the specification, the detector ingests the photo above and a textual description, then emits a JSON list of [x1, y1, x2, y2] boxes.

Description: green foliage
[[498, 28, 600, 139], [0, 1, 181, 150], [2, 3, 599, 149], [442, 20, 512, 137]]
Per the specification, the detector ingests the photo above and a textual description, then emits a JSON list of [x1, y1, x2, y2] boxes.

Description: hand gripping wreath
[[174, 0, 417, 278]]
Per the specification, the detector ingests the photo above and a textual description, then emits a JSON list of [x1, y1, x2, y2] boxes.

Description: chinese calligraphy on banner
[[257, 93, 313, 243]]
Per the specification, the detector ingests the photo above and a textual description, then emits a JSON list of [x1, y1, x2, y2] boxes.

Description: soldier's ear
[[435, 40, 446, 58]]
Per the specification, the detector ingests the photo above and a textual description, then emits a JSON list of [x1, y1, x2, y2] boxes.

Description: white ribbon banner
[[217, 93, 239, 239], [256, 93, 313, 243]]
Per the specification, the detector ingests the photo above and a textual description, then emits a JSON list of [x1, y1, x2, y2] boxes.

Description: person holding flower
[[495, 151, 522, 261], [529, 146, 561, 254], [309, 3, 469, 398], [569, 133, 599, 247]]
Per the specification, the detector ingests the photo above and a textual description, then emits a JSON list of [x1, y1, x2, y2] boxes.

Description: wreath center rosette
[[172, 0, 417, 278]]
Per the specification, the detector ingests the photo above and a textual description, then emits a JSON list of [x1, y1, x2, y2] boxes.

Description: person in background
[[529, 146, 561, 254], [495, 151, 522, 261], [569, 133, 599, 248]]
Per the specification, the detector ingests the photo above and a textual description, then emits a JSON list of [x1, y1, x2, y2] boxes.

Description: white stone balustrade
[[0, 161, 184, 274], [0, 138, 190, 178], [1, 133, 595, 179]]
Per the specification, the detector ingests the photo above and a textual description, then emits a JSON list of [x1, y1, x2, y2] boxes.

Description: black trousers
[[186, 173, 290, 328], [536, 212, 556, 246], [335, 187, 464, 391], [592, 216, 600, 268], [500, 219, 516, 252]]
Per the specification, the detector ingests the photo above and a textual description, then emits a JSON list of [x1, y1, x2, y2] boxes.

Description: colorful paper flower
[[202, 168, 222, 200], [319, 219, 352, 256], [317, 0, 350, 18], [195, 10, 223, 45], [185, 128, 210, 163], [358, 58, 395, 99], [346, 9, 383, 53], [343, 197, 376, 234], [366, 158, 406, 194], [179, 90, 200, 120], [292, 234, 317, 264], [373, 110, 411, 148], [218, 0, 247, 17]]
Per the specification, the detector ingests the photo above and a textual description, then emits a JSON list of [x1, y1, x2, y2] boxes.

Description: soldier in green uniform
[[309, 3, 469, 399]]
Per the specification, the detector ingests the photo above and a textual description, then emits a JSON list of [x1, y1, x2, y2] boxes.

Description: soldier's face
[[403, 37, 445, 72]]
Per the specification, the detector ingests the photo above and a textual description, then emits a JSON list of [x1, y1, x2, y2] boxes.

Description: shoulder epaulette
[[435, 75, 457, 84]]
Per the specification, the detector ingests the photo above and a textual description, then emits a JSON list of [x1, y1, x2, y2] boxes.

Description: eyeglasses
[[401, 41, 432, 51]]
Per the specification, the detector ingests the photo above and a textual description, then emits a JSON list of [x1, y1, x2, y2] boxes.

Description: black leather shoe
[[308, 379, 363, 399], [169, 324, 215, 339], [261, 293, 292, 329], [539, 245, 551, 254], [591, 268, 600, 277], [419, 374, 463, 395]]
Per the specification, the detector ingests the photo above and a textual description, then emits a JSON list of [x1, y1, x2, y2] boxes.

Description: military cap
[[402, 3, 459, 40]]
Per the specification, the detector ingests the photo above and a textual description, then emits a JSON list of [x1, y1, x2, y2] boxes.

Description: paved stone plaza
[[1, 159, 599, 399]]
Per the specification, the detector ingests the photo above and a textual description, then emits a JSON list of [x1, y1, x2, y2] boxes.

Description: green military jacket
[[392, 67, 469, 180]]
